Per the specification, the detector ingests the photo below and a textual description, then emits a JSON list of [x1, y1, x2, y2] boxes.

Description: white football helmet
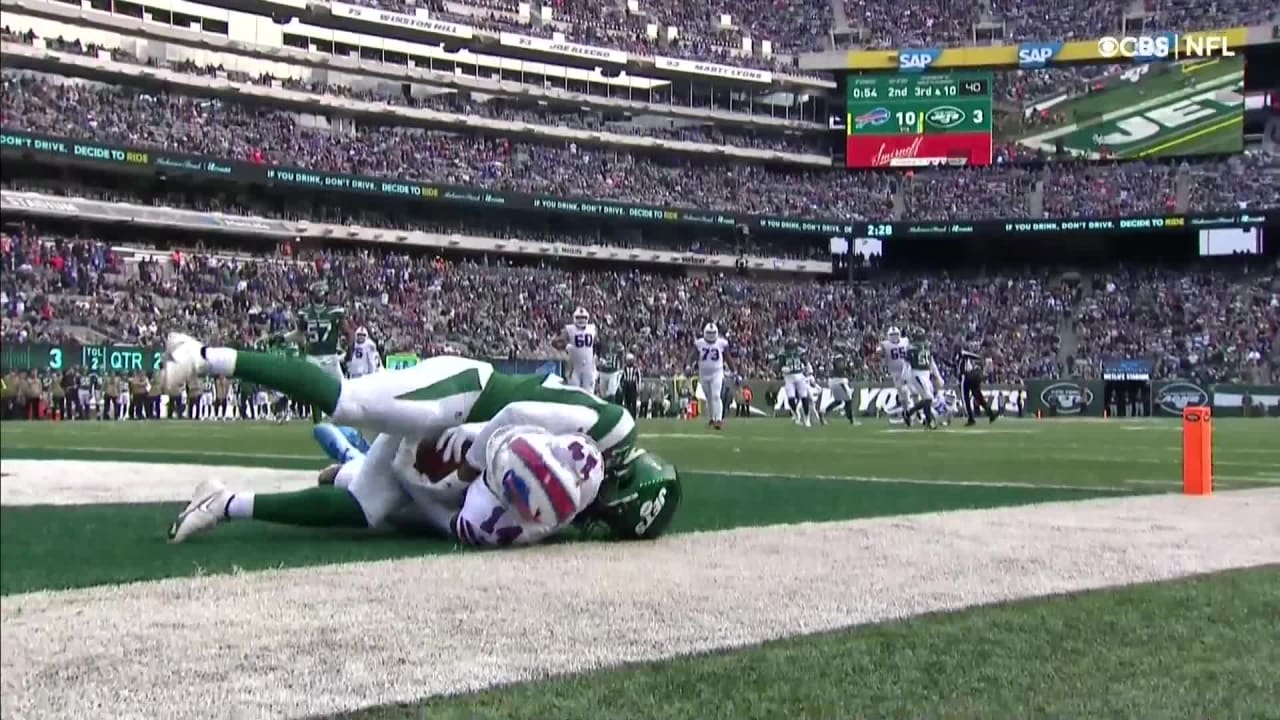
[[354, 326, 369, 343], [703, 322, 719, 341], [484, 426, 584, 529], [887, 326, 902, 343], [573, 307, 590, 328]]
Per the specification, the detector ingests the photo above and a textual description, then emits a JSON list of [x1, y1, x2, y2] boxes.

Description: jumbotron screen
[[843, 56, 1245, 168]]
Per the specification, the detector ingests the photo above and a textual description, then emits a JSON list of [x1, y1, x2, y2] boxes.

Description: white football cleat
[[162, 332, 209, 394], [169, 479, 232, 543]]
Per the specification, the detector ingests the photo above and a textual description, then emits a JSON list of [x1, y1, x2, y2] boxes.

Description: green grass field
[[3, 416, 1277, 717], [1003, 57, 1245, 159]]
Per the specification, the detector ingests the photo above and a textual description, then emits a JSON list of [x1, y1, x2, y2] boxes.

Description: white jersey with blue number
[[564, 323, 597, 372], [694, 337, 728, 377], [881, 339, 911, 380]]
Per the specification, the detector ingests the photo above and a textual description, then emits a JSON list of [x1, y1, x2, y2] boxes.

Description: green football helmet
[[309, 281, 328, 304], [590, 448, 681, 541]]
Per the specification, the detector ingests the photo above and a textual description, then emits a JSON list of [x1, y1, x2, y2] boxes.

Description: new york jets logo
[[1155, 382, 1209, 414], [926, 106, 965, 128], [1040, 382, 1093, 414]]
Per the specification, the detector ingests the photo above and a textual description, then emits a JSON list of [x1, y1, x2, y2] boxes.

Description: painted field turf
[[1004, 57, 1244, 158], [354, 567, 1280, 720], [3, 418, 1278, 596]]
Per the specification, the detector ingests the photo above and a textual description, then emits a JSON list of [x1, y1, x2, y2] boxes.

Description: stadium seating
[[5, 227, 1276, 383], [3, 71, 1276, 220]]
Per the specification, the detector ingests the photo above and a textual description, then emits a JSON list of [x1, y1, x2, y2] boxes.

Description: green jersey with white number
[[779, 349, 807, 376], [299, 305, 346, 356], [907, 343, 933, 372], [599, 351, 622, 373]]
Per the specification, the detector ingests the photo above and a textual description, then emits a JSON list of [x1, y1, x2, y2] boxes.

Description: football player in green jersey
[[597, 344, 624, 403], [777, 340, 812, 427], [290, 282, 347, 423], [904, 327, 945, 429], [160, 332, 678, 542]]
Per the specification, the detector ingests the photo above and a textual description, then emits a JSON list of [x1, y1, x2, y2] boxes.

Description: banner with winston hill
[[3, 129, 1275, 239]]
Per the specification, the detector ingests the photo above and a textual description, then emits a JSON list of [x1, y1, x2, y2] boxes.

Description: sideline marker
[[1181, 406, 1213, 495]]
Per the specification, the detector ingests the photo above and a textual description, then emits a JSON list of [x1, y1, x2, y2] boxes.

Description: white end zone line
[[691, 469, 1139, 493], [0, 457, 1141, 506]]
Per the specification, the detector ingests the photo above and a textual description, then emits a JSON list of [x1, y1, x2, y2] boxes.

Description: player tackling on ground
[[159, 332, 680, 544]]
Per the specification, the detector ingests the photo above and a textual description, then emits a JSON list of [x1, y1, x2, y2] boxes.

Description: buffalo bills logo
[[855, 107, 890, 129], [501, 469, 538, 523]]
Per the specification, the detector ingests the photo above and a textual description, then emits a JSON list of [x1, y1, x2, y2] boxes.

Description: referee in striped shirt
[[621, 353, 642, 419], [953, 344, 998, 425]]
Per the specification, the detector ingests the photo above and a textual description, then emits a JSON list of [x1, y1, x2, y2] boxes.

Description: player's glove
[[436, 423, 484, 466]]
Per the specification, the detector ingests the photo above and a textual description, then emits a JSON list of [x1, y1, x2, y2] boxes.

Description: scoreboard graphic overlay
[[845, 73, 994, 168]]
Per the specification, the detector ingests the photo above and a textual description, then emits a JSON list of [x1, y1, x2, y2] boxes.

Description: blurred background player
[[828, 350, 861, 425], [554, 307, 597, 392], [694, 322, 730, 429], [290, 281, 348, 423], [778, 340, 811, 427], [620, 353, 641, 418], [879, 327, 912, 425], [904, 328, 945, 429], [806, 364, 827, 426], [952, 341, 999, 425], [597, 342, 624, 403], [346, 327, 382, 379]]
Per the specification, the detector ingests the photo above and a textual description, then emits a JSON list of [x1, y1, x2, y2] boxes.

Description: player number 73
[[634, 487, 668, 535]]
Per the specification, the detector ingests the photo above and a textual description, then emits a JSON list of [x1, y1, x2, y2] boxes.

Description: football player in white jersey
[[346, 327, 382, 379], [693, 323, 730, 429], [806, 365, 828, 426], [879, 326, 913, 424], [558, 307, 598, 392]]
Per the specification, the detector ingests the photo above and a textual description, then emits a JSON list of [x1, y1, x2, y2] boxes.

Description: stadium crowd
[[4, 73, 1277, 221], [345, 0, 1274, 61], [4, 228, 1275, 386]]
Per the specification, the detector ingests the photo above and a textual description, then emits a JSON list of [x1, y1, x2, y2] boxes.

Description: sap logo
[[897, 49, 942, 72], [925, 106, 965, 128], [1017, 42, 1062, 68], [854, 107, 891, 129]]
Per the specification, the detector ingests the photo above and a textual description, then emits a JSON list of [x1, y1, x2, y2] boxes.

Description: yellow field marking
[[1136, 114, 1242, 157]]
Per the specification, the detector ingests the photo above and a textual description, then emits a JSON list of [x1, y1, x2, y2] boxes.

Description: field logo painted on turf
[[1087, 86, 1242, 148]]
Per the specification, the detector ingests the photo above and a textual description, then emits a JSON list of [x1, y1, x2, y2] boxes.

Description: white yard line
[[0, 460, 1138, 507], [2, 485, 1277, 719]]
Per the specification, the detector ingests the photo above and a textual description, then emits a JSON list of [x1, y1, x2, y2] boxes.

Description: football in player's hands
[[414, 437, 471, 483], [551, 336, 568, 351]]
